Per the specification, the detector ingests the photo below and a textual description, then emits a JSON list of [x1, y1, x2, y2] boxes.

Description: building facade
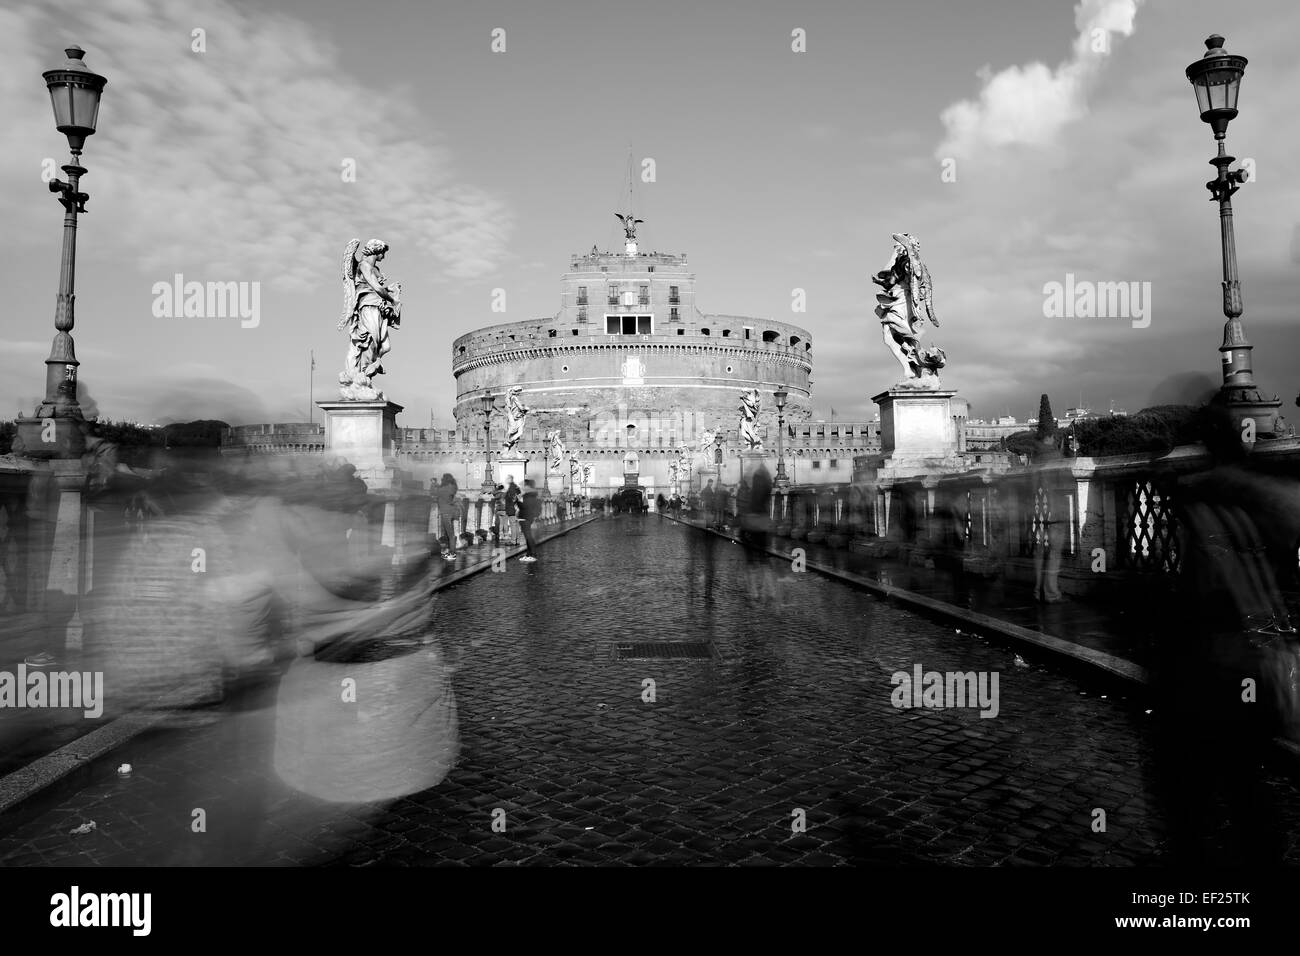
[[224, 226, 992, 494]]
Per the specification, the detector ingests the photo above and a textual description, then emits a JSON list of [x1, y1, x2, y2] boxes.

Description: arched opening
[[789, 335, 801, 347], [762, 330, 779, 343], [700, 328, 711, 336]]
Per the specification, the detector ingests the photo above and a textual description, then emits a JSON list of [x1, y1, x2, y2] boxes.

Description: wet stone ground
[[2, 513, 1299, 866]]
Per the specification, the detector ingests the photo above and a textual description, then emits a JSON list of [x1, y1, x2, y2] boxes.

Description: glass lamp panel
[[1193, 80, 1212, 116], [71, 83, 101, 131], [48, 84, 74, 128]]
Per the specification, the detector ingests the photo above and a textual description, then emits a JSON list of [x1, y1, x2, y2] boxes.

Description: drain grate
[[616, 641, 714, 660]]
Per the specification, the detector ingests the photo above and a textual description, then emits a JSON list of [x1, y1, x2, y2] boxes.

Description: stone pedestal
[[496, 457, 529, 489], [317, 400, 413, 492], [855, 386, 967, 482]]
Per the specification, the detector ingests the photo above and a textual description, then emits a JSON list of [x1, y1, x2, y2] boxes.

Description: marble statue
[[738, 388, 763, 450], [338, 238, 402, 400], [872, 232, 946, 383], [570, 456, 582, 486], [698, 428, 718, 454], [615, 212, 644, 241], [668, 458, 680, 486], [502, 386, 530, 452], [549, 432, 566, 471], [581, 465, 592, 486]]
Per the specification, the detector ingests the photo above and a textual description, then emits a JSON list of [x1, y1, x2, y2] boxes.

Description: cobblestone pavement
[[2, 513, 1299, 866]]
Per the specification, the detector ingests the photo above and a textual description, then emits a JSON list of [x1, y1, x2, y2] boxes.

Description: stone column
[[44, 460, 88, 652]]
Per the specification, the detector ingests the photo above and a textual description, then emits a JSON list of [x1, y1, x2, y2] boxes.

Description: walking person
[[518, 478, 541, 562], [1033, 507, 1063, 603], [701, 479, 716, 531], [504, 474, 521, 545], [433, 473, 459, 560]]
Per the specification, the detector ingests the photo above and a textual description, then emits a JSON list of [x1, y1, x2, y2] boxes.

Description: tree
[[1069, 405, 1207, 457], [1002, 430, 1039, 457], [1036, 394, 1057, 441]]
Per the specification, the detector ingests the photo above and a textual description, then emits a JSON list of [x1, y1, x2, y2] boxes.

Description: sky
[[2, 0, 1298, 427]]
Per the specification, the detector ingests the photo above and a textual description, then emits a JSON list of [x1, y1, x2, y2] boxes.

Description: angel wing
[[337, 238, 361, 330], [912, 255, 940, 328]]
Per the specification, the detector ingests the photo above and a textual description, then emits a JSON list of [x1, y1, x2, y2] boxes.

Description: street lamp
[[542, 429, 551, 494], [18, 47, 107, 459], [480, 393, 496, 491], [773, 388, 790, 488], [1185, 34, 1280, 438]]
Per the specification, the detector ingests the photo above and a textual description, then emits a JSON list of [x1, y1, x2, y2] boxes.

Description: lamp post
[[542, 431, 551, 494], [1185, 34, 1281, 439], [17, 47, 107, 459], [774, 388, 790, 488], [479, 393, 496, 492]]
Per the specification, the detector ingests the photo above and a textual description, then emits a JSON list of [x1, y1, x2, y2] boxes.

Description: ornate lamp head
[[44, 46, 107, 156], [1186, 34, 1246, 139]]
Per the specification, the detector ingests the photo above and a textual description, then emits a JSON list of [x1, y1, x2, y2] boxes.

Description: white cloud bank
[[0, 0, 512, 291], [937, 0, 1145, 159]]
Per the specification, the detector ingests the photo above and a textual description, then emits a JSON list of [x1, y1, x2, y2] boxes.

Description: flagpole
[[309, 349, 315, 425]]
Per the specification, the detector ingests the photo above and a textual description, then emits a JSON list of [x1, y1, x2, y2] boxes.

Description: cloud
[[936, 0, 1144, 160], [0, 0, 512, 292]]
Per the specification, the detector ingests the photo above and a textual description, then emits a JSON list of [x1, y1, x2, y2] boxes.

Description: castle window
[[608, 284, 620, 306], [548, 329, 557, 338], [669, 286, 680, 305], [578, 308, 587, 323], [577, 286, 587, 305], [790, 335, 801, 347], [606, 314, 652, 335], [647, 266, 654, 272], [721, 329, 731, 338], [638, 284, 649, 305], [676, 328, 684, 335], [701, 328, 710, 335], [670, 307, 679, 321], [572, 328, 579, 335], [762, 330, 779, 343]]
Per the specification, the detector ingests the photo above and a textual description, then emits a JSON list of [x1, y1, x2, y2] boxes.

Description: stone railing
[[735, 439, 1300, 599]]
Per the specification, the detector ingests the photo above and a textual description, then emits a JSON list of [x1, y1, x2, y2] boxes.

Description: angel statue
[[337, 238, 402, 400], [738, 388, 763, 450], [615, 212, 644, 242], [581, 464, 592, 487], [502, 386, 530, 452], [872, 232, 946, 384], [549, 431, 567, 471], [698, 428, 718, 454], [569, 456, 582, 487], [668, 458, 680, 487]]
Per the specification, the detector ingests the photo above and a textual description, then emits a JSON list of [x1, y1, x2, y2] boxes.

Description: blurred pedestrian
[[433, 473, 458, 559], [701, 479, 716, 530], [518, 479, 541, 562]]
